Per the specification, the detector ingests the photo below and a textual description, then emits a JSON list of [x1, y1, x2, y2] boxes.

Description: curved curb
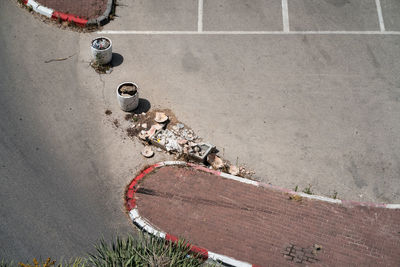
[[22, 0, 114, 27], [125, 161, 400, 267]]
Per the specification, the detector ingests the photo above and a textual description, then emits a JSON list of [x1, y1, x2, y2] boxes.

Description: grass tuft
[[88, 234, 206, 267]]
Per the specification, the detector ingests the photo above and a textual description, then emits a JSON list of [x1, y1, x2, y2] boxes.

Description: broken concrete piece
[[142, 123, 147, 129], [207, 154, 224, 169], [155, 112, 168, 123], [141, 146, 154, 158], [146, 126, 157, 138], [177, 123, 184, 129], [178, 139, 188, 145], [153, 123, 163, 130], [229, 165, 240, 176], [138, 130, 147, 140]]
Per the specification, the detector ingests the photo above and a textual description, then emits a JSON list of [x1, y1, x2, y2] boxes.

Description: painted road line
[[375, 0, 386, 32], [98, 30, 400, 35], [282, 0, 290, 32], [198, 0, 203, 32]]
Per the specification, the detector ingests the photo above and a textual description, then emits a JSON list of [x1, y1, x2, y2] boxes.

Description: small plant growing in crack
[[302, 184, 313, 195]]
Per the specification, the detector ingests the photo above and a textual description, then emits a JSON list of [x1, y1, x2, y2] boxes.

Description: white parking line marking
[[98, 30, 400, 35], [282, 0, 289, 32], [198, 0, 203, 32], [375, 0, 385, 31]]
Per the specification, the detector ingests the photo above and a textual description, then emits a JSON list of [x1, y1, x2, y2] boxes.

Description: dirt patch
[[119, 84, 138, 97], [125, 108, 194, 138]]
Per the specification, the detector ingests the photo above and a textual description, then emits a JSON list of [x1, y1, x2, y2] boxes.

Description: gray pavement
[[0, 0, 170, 261], [98, 0, 400, 204], [1, 0, 400, 261]]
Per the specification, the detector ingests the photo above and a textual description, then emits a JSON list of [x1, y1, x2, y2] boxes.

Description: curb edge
[[125, 161, 399, 267], [23, 0, 114, 27]]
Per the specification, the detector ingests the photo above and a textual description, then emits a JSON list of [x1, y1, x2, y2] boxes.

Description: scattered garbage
[[141, 146, 154, 158], [151, 129, 182, 153], [92, 38, 110, 50], [207, 153, 224, 169], [123, 109, 256, 179], [154, 112, 168, 123], [229, 165, 240, 176]]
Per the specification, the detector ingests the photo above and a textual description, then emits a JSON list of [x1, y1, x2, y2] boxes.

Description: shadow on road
[[111, 52, 124, 67]]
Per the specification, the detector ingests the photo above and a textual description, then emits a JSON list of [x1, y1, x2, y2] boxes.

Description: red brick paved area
[[37, 0, 107, 20], [136, 166, 400, 266]]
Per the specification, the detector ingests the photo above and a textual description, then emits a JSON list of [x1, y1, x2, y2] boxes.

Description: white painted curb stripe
[[295, 192, 342, 204], [385, 204, 400, 209], [26, 0, 54, 18], [220, 172, 259, 186], [151, 161, 400, 208], [208, 252, 252, 267], [130, 209, 166, 238], [36, 6, 54, 18]]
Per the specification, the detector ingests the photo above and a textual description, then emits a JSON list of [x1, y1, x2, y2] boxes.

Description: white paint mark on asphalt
[[198, 0, 203, 32], [282, 0, 289, 32], [98, 30, 400, 35], [375, 0, 386, 32]]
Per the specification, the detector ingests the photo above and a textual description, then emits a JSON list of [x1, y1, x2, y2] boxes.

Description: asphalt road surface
[[0, 0, 170, 261]]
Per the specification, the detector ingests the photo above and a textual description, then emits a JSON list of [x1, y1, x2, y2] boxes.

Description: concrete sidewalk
[[132, 165, 400, 266]]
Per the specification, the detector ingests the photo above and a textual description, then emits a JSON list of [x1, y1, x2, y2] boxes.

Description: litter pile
[[125, 109, 255, 178], [92, 38, 110, 50]]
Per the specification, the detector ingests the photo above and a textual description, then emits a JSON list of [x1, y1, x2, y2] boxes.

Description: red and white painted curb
[[22, 0, 113, 26], [125, 161, 400, 267]]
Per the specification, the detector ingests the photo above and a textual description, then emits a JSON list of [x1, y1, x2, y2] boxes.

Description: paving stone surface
[[136, 166, 400, 266], [37, 0, 108, 19]]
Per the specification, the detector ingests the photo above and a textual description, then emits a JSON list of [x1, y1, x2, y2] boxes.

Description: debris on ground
[[122, 108, 255, 179], [154, 112, 168, 123], [44, 53, 76, 63], [207, 153, 224, 169], [141, 146, 154, 158], [228, 165, 240, 176], [90, 61, 112, 74], [92, 38, 110, 50]]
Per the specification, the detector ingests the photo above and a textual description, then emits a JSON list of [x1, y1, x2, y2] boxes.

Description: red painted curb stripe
[[52, 11, 88, 26], [166, 234, 208, 259], [126, 165, 157, 211], [126, 162, 260, 266], [127, 165, 156, 194]]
